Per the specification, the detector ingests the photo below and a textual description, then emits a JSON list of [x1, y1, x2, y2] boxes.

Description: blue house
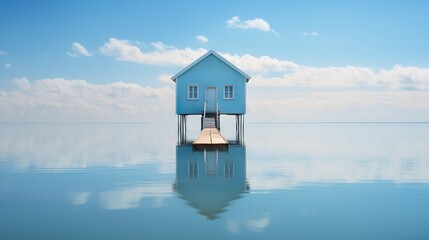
[[172, 50, 250, 143]]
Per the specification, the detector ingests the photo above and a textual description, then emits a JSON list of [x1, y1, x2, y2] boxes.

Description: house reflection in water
[[174, 144, 248, 220]]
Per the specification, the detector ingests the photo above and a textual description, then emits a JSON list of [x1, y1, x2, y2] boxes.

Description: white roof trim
[[171, 50, 251, 82]]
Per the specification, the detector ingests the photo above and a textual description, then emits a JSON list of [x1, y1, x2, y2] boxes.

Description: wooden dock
[[193, 128, 228, 149]]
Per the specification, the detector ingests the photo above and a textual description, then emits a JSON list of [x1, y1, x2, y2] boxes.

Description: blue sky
[[1, 0, 429, 122]]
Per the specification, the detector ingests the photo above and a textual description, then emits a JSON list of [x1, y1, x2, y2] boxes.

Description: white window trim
[[223, 85, 234, 99], [188, 161, 198, 180], [224, 161, 234, 180], [188, 84, 199, 100]]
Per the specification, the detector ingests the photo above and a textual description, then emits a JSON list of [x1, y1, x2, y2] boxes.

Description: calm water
[[1, 123, 428, 239]]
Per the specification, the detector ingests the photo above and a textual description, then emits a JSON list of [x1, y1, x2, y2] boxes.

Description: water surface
[[0, 123, 428, 239]]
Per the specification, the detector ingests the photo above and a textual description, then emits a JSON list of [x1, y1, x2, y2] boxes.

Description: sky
[[1, 0, 429, 122]]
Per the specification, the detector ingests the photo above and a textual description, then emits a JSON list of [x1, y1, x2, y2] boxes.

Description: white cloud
[[99, 38, 429, 91], [100, 38, 298, 72], [251, 66, 377, 88], [221, 52, 298, 73], [195, 35, 209, 43], [251, 65, 429, 90], [250, 91, 429, 111], [226, 16, 278, 35], [378, 65, 429, 90], [100, 38, 206, 66], [301, 31, 318, 37], [4, 63, 12, 68], [226, 16, 240, 27], [151, 41, 172, 51], [0, 50, 7, 55], [196, 35, 208, 43], [67, 42, 93, 57], [246, 90, 429, 123], [0, 77, 174, 123], [157, 74, 174, 84], [4, 39, 428, 123], [99, 39, 298, 73]]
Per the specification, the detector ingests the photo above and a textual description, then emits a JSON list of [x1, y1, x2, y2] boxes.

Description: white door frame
[[205, 86, 217, 113]]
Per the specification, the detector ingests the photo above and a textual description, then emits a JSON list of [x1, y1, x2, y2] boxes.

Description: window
[[224, 85, 234, 99], [224, 162, 234, 179], [188, 161, 198, 179], [188, 85, 198, 100]]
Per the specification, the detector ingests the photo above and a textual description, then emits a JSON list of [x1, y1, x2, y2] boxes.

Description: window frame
[[224, 161, 234, 179], [223, 85, 234, 100], [187, 85, 199, 100], [188, 161, 198, 180]]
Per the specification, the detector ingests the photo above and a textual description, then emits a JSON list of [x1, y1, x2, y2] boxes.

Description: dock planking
[[193, 128, 228, 149]]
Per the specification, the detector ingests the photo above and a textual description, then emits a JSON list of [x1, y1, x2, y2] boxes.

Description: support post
[[183, 115, 186, 144], [178, 114, 187, 145], [234, 114, 245, 145], [242, 114, 245, 145], [177, 115, 180, 144], [235, 115, 239, 143], [240, 114, 242, 143], [217, 114, 221, 130]]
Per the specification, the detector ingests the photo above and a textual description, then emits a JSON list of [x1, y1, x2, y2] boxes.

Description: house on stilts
[[171, 50, 251, 147]]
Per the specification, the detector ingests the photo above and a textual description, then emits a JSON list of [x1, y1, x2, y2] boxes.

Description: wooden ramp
[[193, 128, 228, 149]]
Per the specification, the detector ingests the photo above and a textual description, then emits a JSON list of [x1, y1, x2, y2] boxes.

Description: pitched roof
[[171, 50, 251, 82]]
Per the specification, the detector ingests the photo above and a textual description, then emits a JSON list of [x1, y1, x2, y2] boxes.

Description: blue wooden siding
[[176, 54, 246, 115]]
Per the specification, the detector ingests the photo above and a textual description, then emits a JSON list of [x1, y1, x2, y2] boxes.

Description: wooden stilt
[[235, 115, 239, 143], [183, 115, 186, 143], [177, 115, 180, 144], [178, 114, 187, 145], [242, 114, 245, 145], [179, 113, 244, 146]]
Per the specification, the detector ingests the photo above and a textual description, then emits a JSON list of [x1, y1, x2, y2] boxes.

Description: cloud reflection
[[227, 214, 270, 233], [1, 123, 428, 195], [0, 124, 175, 172], [245, 124, 429, 190], [99, 183, 172, 210], [69, 192, 90, 205]]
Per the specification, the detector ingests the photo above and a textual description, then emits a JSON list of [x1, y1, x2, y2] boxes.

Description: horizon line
[[1, 121, 429, 125]]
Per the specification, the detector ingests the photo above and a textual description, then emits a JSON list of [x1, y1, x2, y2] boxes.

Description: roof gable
[[171, 50, 250, 82]]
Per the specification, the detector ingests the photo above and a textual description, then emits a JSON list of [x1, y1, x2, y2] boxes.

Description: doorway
[[205, 87, 217, 113]]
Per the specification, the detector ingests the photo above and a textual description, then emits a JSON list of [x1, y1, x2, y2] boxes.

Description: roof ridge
[[171, 50, 251, 82]]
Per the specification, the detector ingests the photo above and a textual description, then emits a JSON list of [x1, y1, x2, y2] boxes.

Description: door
[[205, 150, 218, 177], [205, 87, 216, 113]]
